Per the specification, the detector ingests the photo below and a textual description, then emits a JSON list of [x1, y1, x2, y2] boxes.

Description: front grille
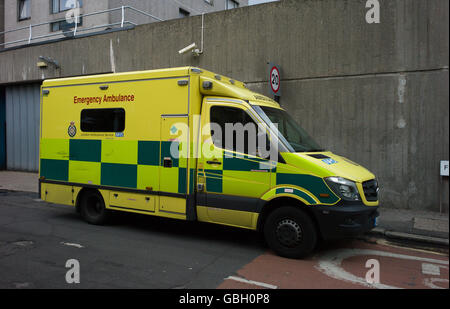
[[362, 179, 379, 201]]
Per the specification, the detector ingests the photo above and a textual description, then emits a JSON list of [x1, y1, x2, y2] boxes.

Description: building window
[[50, 17, 82, 32], [204, 0, 214, 5], [226, 0, 239, 9], [52, 0, 83, 14], [179, 8, 190, 18], [81, 108, 125, 133], [18, 0, 31, 21]]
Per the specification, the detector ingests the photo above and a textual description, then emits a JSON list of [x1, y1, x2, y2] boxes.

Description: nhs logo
[[322, 158, 338, 165]]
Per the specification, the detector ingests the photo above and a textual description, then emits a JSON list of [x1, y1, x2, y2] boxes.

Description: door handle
[[163, 157, 173, 168], [206, 160, 222, 165]]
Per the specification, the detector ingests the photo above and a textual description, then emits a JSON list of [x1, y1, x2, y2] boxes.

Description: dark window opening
[[18, 0, 31, 21], [179, 8, 190, 18], [50, 17, 82, 32], [52, 0, 83, 14], [81, 108, 125, 132], [226, 0, 239, 10]]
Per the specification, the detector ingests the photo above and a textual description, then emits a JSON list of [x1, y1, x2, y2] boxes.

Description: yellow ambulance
[[39, 67, 379, 258]]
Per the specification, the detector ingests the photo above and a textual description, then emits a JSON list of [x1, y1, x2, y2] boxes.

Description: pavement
[[0, 171, 39, 193], [369, 208, 449, 246], [0, 171, 448, 247]]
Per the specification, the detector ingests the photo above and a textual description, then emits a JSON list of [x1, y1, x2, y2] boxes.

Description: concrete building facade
[[0, 0, 4, 46], [0, 0, 448, 212], [1, 0, 247, 48]]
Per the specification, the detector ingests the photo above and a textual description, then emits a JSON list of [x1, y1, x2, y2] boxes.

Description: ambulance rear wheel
[[263, 206, 317, 259], [80, 190, 108, 225]]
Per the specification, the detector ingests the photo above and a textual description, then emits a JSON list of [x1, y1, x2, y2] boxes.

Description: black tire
[[263, 206, 317, 259], [79, 190, 108, 225]]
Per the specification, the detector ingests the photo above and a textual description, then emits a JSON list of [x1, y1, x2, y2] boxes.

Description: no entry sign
[[268, 63, 281, 97]]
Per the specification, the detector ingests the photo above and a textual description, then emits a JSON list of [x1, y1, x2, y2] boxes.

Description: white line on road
[[423, 278, 449, 289], [315, 249, 449, 289], [60, 242, 84, 248], [225, 276, 278, 289], [422, 263, 442, 276]]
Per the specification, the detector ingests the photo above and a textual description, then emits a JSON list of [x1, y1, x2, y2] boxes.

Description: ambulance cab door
[[197, 99, 272, 229]]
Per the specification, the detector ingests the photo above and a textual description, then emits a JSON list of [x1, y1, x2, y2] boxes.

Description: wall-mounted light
[[202, 81, 213, 90], [38, 56, 60, 69]]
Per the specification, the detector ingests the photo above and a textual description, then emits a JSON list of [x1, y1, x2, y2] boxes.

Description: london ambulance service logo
[[68, 121, 77, 137]]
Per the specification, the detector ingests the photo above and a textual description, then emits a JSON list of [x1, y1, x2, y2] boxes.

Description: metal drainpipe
[[121, 6, 125, 28], [200, 13, 204, 53], [28, 25, 32, 44]]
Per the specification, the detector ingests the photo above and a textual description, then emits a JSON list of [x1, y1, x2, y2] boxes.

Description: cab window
[[210, 105, 267, 156]]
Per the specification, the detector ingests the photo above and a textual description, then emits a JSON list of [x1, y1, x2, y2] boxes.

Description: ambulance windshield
[[252, 105, 324, 153]]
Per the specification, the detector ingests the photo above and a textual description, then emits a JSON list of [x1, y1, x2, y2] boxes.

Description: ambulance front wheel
[[263, 206, 317, 259], [80, 190, 109, 225]]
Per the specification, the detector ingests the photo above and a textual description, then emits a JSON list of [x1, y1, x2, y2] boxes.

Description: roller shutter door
[[5, 84, 40, 172]]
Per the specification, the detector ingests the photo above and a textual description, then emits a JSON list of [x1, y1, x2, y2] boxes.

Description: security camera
[[178, 43, 198, 55]]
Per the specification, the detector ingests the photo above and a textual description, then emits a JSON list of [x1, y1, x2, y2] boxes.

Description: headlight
[[325, 177, 360, 201]]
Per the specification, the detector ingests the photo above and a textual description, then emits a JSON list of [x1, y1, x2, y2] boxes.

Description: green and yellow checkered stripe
[[40, 139, 191, 194]]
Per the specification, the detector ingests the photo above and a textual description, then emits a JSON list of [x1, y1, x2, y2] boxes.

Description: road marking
[[424, 278, 449, 289], [225, 276, 278, 289], [13, 240, 34, 247], [316, 248, 449, 289], [14, 282, 31, 289], [422, 263, 441, 276], [60, 242, 84, 248]]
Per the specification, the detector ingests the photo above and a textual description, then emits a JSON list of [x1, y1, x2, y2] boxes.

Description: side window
[[51, 17, 83, 32], [210, 106, 266, 156], [81, 108, 125, 132], [52, 0, 83, 13], [18, 0, 31, 21]]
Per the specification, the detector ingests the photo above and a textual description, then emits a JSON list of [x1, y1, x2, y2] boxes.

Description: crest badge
[[68, 121, 77, 137]]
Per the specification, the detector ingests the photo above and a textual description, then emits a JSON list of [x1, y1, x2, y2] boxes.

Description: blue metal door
[[0, 88, 5, 170]]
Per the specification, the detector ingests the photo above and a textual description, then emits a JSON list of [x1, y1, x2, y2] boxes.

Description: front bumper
[[310, 202, 379, 240]]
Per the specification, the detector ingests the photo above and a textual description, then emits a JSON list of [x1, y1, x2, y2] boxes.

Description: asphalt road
[[1, 190, 448, 289], [0, 190, 265, 289]]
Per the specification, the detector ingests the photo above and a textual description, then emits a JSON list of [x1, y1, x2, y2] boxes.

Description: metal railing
[[0, 6, 164, 48]]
